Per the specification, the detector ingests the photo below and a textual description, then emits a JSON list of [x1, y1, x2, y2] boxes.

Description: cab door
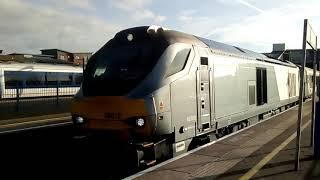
[[196, 56, 213, 132]]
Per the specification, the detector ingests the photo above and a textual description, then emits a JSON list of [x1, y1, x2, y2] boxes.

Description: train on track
[[0, 62, 83, 99], [71, 26, 318, 167]]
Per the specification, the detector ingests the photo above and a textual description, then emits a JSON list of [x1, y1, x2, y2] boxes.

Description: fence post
[[56, 80, 59, 106], [315, 77, 320, 159], [16, 83, 20, 111], [82, 58, 85, 72], [311, 51, 317, 147]]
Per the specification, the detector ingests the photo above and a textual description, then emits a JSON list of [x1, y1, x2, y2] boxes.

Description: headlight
[[136, 118, 145, 127], [73, 116, 84, 124]]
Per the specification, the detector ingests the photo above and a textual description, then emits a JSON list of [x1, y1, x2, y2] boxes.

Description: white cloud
[[155, 15, 166, 23], [178, 15, 210, 24], [110, 0, 152, 11], [109, 0, 166, 24], [205, 0, 320, 52], [0, 0, 120, 54], [133, 9, 166, 23], [181, 9, 198, 16], [64, 0, 95, 11], [236, 0, 264, 13], [176, 9, 214, 37]]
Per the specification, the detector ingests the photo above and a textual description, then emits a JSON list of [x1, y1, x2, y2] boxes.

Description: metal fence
[[0, 85, 79, 120], [3, 87, 79, 98]]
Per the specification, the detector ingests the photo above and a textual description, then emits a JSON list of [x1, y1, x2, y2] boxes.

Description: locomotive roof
[[0, 62, 83, 72], [142, 26, 297, 68], [197, 37, 267, 59]]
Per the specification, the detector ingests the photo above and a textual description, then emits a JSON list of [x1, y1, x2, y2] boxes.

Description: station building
[[0, 53, 72, 64], [40, 49, 92, 65], [264, 43, 320, 69], [0, 49, 92, 66]]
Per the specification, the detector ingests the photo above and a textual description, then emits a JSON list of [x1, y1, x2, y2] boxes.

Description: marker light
[[127, 33, 133, 41]]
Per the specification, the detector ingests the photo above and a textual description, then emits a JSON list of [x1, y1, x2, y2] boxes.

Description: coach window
[[4, 71, 24, 89], [59, 73, 73, 86], [256, 67, 267, 106], [26, 72, 46, 88], [74, 73, 83, 86], [46, 72, 58, 86], [165, 48, 191, 77]]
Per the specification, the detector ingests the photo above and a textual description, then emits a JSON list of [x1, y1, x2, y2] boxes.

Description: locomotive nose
[[71, 96, 155, 140]]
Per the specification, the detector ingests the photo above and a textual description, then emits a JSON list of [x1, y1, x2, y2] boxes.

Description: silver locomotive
[[71, 26, 316, 166]]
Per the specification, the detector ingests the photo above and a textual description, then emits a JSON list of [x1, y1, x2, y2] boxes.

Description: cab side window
[[165, 49, 191, 77]]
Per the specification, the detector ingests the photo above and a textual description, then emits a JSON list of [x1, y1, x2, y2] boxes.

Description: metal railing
[[0, 85, 79, 120]]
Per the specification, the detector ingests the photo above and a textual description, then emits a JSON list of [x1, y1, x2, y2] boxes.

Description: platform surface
[[0, 113, 71, 134], [130, 101, 319, 179]]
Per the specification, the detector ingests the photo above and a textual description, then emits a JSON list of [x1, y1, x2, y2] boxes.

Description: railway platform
[[0, 113, 71, 134], [128, 100, 320, 179]]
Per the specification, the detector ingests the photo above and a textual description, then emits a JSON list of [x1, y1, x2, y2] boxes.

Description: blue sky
[[1, 0, 320, 54]]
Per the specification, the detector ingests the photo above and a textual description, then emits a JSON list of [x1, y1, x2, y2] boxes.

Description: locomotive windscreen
[[83, 26, 168, 96]]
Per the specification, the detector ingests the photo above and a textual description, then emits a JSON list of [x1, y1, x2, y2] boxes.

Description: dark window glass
[[262, 69, 267, 103], [257, 69, 262, 105], [25, 72, 46, 88], [46, 72, 58, 86], [4, 71, 82, 89], [91, 45, 152, 80], [4, 71, 24, 89], [256, 67, 267, 106], [59, 73, 73, 86], [165, 49, 191, 77], [84, 44, 155, 96], [200, 57, 208, 65], [74, 73, 83, 85], [83, 41, 167, 96]]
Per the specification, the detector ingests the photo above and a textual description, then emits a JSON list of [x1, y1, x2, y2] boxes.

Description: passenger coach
[[71, 26, 317, 167], [0, 62, 83, 99]]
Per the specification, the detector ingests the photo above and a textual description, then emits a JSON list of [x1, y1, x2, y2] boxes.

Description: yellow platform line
[[239, 119, 311, 180]]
